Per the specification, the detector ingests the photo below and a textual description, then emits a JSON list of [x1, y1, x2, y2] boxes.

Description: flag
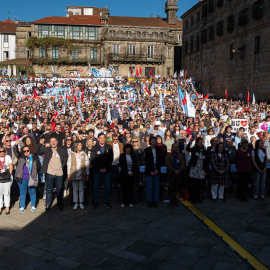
[[180, 69, 184, 77], [159, 91, 165, 114], [88, 62, 91, 71], [202, 100, 207, 114], [2, 66, 7, 75], [184, 70, 187, 78], [33, 88, 37, 98], [252, 93, 255, 106], [92, 68, 99, 77], [204, 94, 209, 99], [247, 90, 250, 103], [173, 71, 177, 78], [49, 99, 53, 111], [81, 92, 84, 102], [136, 67, 139, 77], [74, 95, 77, 105], [225, 89, 228, 100], [130, 67, 133, 75], [148, 67, 154, 76], [186, 91, 196, 118], [107, 102, 111, 123], [78, 104, 84, 120], [139, 65, 142, 75], [60, 105, 66, 115], [178, 86, 187, 114], [108, 64, 115, 73], [51, 64, 55, 74]]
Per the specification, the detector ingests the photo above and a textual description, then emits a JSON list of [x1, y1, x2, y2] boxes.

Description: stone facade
[[14, 1, 182, 77], [15, 22, 32, 59], [181, 0, 270, 99]]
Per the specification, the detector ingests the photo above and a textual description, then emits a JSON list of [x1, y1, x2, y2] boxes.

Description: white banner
[[230, 119, 249, 133]]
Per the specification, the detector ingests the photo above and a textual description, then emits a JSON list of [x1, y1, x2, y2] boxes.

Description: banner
[[259, 122, 270, 133], [229, 119, 249, 133]]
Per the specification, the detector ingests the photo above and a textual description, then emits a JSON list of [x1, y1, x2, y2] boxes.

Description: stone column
[[13, 65, 17, 76]]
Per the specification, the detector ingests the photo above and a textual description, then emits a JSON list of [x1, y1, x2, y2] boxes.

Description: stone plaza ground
[[0, 188, 269, 270]]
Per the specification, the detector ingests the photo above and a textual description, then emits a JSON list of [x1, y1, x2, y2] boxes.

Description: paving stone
[[16, 258, 46, 270], [20, 245, 48, 257], [0, 251, 35, 269], [55, 256, 81, 269], [126, 240, 161, 257]]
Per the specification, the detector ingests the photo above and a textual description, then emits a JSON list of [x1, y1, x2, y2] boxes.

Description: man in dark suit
[[91, 133, 113, 209]]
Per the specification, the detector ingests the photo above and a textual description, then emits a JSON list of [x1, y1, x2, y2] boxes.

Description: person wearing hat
[[152, 121, 164, 139], [234, 138, 252, 202]]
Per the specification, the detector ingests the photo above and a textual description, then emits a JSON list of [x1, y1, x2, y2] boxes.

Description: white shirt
[[112, 143, 120, 165], [0, 155, 12, 169]]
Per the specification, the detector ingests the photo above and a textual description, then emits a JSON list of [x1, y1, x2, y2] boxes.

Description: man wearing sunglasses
[[38, 137, 68, 211]]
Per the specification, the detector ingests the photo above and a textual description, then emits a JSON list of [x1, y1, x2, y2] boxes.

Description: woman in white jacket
[[67, 142, 90, 210]]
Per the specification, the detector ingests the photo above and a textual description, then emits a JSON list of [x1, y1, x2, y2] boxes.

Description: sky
[[0, 0, 199, 22]]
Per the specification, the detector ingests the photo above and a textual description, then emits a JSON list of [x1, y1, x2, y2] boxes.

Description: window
[[197, 12, 201, 22], [201, 30, 207, 44], [129, 45, 135, 55], [196, 37, 200, 51], [202, 4, 208, 18], [253, 1, 263, 20], [208, 0, 214, 13], [217, 0, 223, 7], [178, 34, 182, 41], [38, 25, 52, 38], [190, 39, 193, 53], [113, 44, 120, 54], [255, 36, 260, 54], [191, 17, 194, 27], [72, 48, 79, 62], [86, 27, 98, 40], [3, 35, 8, 43], [3, 51, 9, 60], [230, 45, 234, 60], [167, 68, 171, 76], [70, 26, 83, 39], [27, 32, 31, 39], [90, 48, 98, 63], [54, 25, 67, 38], [167, 47, 172, 58], [52, 46, 59, 60], [238, 9, 248, 26], [209, 26, 214, 41], [145, 67, 155, 76], [217, 21, 223, 36], [227, 16, 234, 32], [185, 20, 189, 33], [39, 47, 45, 58], [153, 32, 158, 39], [147, 46, 154, 58]]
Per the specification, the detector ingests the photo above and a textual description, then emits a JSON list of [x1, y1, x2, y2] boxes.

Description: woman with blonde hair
[[0, 146, 13, 215], [67, 142, 90, 210]]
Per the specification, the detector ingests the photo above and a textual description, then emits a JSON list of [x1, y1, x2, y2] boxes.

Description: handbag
[[0, 169, 11, 183]]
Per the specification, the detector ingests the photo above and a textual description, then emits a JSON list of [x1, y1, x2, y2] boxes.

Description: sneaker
[[93, 203, 98, 209], [129, 204, 134, 207], [219, 198, 225, 203], [18, 207, 24, 214], [43, 195, 46, 200], [260, 196, 265, 200], [31, 207, 37, 213], [120, 204, 125, 208], [73, 203, 78, 210], [253, 196, 258, 200], [104, 202, 111, 209], [211, 198, 217, 203], [79, 203, 84, 210]]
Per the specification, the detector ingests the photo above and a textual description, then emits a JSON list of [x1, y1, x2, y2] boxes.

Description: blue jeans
[[93, 173, 111, 204], [38, 155, 45, 184], [145, 174, 160, 202], [18, 180, 36, 208], [253, 171, 267, 197], [45, 174, 63, 208]]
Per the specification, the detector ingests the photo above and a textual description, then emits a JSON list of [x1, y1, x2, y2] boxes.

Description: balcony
[[107, 53, 164, 64]]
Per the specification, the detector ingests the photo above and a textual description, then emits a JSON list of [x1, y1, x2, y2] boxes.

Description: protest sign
[[230, 119, 249, 133]]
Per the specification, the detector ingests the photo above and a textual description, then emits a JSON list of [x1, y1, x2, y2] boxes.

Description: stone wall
[[181, 0, 270, 99]]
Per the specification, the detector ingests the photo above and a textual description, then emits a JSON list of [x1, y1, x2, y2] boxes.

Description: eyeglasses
[[126, 133, 130, 134], [113, 139, 118, 141], [47, 129, 51, 131], [5, 140, 11, 142], [23, 150, 30, 153], [133, 141, 138, 143], [67, 139, 72, 141], [0, 150, 5, 153]]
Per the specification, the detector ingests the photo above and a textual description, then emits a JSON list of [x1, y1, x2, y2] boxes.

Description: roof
[[0, 22, 16, 34], [16, 22, 31, 26], [108, 16, 182, 28], [181, 1, 202, 19], [2, 19, 15, 24], [0, 58, 32, 66], [33, 15, 105, 26]]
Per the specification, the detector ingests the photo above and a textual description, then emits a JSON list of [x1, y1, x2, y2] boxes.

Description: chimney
[[165, 0, 179, 25]]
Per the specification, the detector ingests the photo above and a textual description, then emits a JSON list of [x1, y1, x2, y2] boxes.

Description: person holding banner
[[251, 140, 268, 200]]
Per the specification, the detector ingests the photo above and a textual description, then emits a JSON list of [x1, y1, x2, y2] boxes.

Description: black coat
[[144, 146, 162, 175], [37, 144, 68, 174], [90, 143, 113, 173], [186, 143, 209, 172], [119, 153, 138, 177]]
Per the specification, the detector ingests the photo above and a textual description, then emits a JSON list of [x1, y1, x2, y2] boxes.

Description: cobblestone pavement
[[0, 188, 268, 270]]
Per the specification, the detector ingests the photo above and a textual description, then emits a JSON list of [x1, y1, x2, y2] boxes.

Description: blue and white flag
[[88, 62, 91, 71], [92, 68, 99, 77], [186, 91, 196, 118], [252, 93, 255, 106], [108, 64, 115, 73], [2, 66, 7, 75], [159, 91, 165, 115], [78, 104, 84, 120], [107, 102, 111, 123], [51, 64, 55, 74]]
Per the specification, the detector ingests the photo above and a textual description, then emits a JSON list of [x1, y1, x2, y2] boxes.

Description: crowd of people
[[0, 74, 269, 215]]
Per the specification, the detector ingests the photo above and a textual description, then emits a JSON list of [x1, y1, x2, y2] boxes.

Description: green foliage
[[26, 37, 78, 53]]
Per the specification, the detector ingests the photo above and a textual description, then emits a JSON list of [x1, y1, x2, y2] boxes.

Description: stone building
[[13, 1, 182, 77], [181, 0, 270, 99]]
